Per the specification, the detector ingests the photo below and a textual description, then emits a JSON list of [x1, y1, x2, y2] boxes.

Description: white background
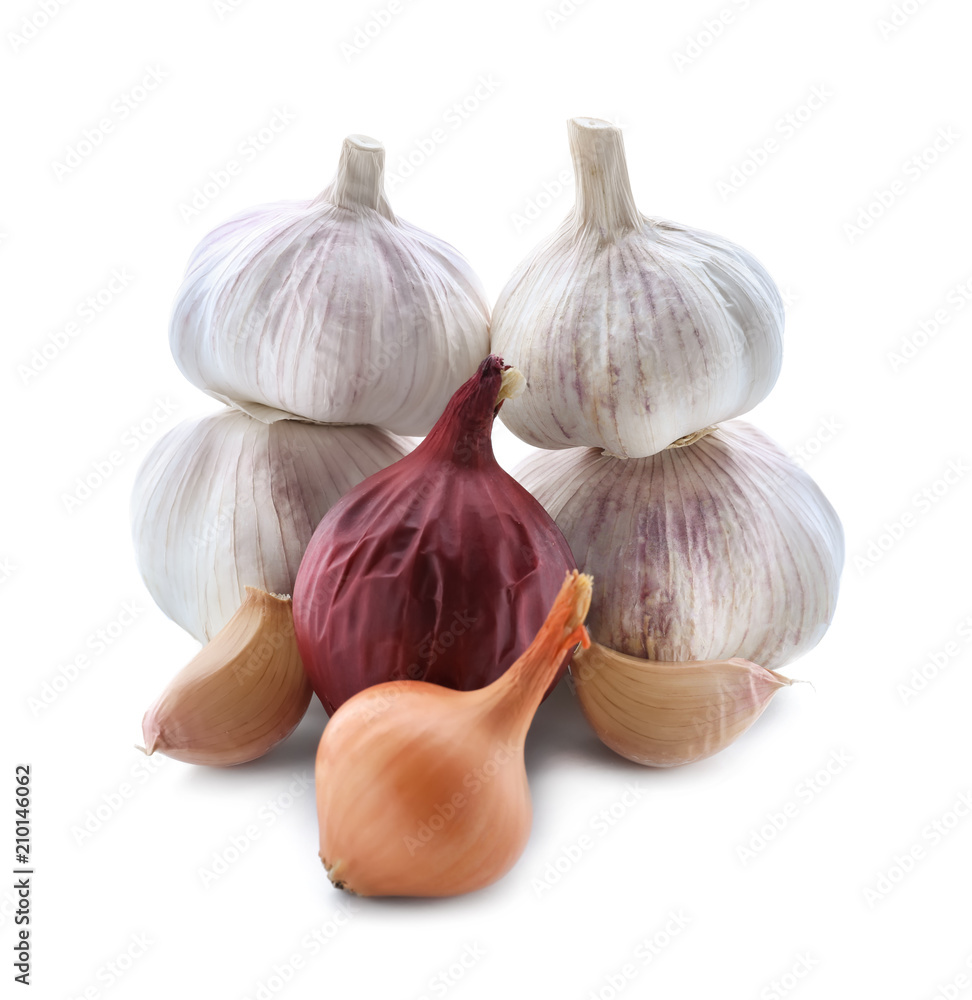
[[4, 0, 972, 997]]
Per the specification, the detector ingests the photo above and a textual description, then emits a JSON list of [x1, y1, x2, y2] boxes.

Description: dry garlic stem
[[571, 641, 793, 767], [140, 588, 311, 766], [315, 571, 593, 898]]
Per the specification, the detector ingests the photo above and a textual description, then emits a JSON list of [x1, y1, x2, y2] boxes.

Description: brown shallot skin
[[293, 355, 577, 714], [315, 570, 593, 898]]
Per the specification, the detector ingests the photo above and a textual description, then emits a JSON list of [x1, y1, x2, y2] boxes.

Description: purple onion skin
[[293, 355, 577, 715]]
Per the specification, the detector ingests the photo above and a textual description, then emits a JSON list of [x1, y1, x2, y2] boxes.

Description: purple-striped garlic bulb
[[515, 420, 843, 671], [170, 135, 489, 436], [492, 117, 784, 459]]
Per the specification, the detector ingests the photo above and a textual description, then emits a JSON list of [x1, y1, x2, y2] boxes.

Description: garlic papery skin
[[131, 407, 411, 643], [316, 571, 592, 898], [571, 641, 793, 767], [491, 117, 784, 459], [516, 420, 843, 670], [169, 134, 490, 435], [140, 588, 311, 766]]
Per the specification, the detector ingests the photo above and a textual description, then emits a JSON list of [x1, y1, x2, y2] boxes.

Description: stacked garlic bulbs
[[134, 132, 490, 643], [133, 133, 491, 764], [501, 117, 843, 766], [132, 412, 411, 643], [170, 134, 490, 433], [493, 117, 784, 460], [518, 424, 843, 669]]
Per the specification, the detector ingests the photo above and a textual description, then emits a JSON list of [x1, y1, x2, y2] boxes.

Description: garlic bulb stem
[[568, 117, 642, 241], [314, 133, 396, 221], [666, 426, 717, 449]]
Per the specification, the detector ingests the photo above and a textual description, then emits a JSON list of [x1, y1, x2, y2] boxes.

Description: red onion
[[293, 355, 576, 714]]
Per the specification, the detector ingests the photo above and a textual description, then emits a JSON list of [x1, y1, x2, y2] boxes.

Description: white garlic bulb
[[515, 421, 843, 670], [492, 117, 784, 459], [131, 407, 411, 643], [169, 134, 490, 435]]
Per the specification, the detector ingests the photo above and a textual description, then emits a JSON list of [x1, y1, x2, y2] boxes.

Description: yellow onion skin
[[317, 684, 533, 897], [315, 571, 592, 897]]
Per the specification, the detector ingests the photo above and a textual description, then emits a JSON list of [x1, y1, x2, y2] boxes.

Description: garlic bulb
[[571, 641, 793, 767], [170, 134, 490, 434], [140, 588, 311, 767], [516, 421, 843, 670], [492, 117, 784, 459], [131, 407, 411, 643]]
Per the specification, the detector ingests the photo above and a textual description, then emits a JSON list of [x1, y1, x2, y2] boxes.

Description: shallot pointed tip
[[566, 571, 594, 633]]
